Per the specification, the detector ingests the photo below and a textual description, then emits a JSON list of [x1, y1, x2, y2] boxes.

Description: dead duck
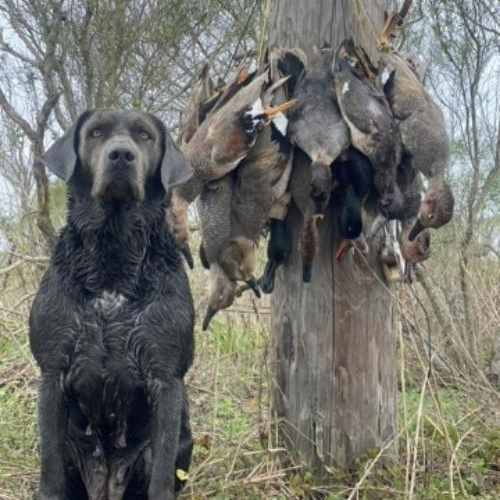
[[196, 175, 233, 267], [258, 48, 298, 292], [378, 51, 454, 240], [369, 154, 422, 237], [218, 236, 261, 297], [408, 181, 454, 240], [333, 39, 403, 222], [198, 117, 292, 305], [398, 220, 431, 283], [225, 82, 294, 284], [202, 264, 256, 331], [203, 264, 237, 331], [332, 148, 373, 260], [289, 148, 322, 282], [179, 71, 295, 202], [288, 48, 350, 213], [225, 125, 289, 295]]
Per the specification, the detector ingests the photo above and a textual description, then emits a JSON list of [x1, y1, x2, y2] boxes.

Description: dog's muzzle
[[93, 145, 143, 202]]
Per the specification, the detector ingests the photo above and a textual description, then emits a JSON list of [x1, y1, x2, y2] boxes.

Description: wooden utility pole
[[267, 0, 397, 468]]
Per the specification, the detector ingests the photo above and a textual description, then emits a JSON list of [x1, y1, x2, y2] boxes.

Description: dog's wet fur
[[30, 109, 194, 500]]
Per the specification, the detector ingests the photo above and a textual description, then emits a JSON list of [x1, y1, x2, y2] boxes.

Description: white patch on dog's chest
[[342, 81, 350, 94], [92, 291, 127, 315]]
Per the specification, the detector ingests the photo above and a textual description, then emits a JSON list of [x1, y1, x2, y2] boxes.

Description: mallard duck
[[378, 51, 454, 240], [332, 148, 372, 260], [178, 71, 295, 202], [197, 86, 294, 305], [333, 39, 403, 222], [173, 66, 249, 262], [288, 48, 350, 213], [369, 155, 422, 237]]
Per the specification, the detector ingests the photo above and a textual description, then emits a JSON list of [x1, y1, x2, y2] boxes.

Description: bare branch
[[0, 87, 37, 141], [398, 0, 413, 19]]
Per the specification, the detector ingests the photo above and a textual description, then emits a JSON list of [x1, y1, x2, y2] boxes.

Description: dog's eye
[[138, 130, 150, 140], [90, 128, 102, 138]]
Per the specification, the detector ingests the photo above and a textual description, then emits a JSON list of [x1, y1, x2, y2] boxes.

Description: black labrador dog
[[30, 110, 195, 500]]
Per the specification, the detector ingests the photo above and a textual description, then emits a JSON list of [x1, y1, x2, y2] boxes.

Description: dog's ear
[[42, 111, 91, 181], [161, 130, 193, 193]]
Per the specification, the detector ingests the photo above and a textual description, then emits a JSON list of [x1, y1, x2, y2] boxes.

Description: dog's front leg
[[37, 373, 68, 500], [147, 377, 182, 500]]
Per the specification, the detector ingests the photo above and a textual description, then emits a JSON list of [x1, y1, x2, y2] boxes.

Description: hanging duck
[[178, 70, 295, 203], [378, 51, 454, 241], [289, 149, 322, 282], [333, 39, 404, 226], [288, 48, 350, 214], [332, 148, 373, 261]]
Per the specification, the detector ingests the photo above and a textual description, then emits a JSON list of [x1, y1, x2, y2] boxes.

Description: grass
[[0, 260, 498, 499]]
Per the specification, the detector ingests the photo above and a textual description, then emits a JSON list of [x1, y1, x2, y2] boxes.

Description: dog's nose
[[108, 147, 135, 165]]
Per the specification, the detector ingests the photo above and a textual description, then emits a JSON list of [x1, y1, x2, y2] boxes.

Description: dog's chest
[[91, 291, 128, 318]]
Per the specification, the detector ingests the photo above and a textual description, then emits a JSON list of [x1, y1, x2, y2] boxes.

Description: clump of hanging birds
[[169, 4, 454, 330]]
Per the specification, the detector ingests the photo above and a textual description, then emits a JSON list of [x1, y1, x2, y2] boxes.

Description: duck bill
[[180, 244, 194, 270], [368, 214, 387, 238], [202, 307, 217, 331], [408, 220, 424, 241], [261, 99, 297, 118], [260, 259, 278, 294], [245, 279, 262, 299]]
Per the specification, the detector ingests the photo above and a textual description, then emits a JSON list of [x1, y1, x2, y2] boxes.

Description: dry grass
[[0, 232, 498, 499]]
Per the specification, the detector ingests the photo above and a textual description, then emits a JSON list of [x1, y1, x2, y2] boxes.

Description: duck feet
[[336, 235, 369, 261], [335, 239, 353, 261]]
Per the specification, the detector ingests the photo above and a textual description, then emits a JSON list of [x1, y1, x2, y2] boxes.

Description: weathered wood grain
[[267, 0, 397, 468]]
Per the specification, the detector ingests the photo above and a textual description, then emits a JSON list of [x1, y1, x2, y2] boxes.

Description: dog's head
[[43, 109, 192, 201]]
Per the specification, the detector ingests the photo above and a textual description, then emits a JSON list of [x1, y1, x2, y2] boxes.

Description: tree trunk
[[267, 0, 397, 469], [32, 139, 56, 246]]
